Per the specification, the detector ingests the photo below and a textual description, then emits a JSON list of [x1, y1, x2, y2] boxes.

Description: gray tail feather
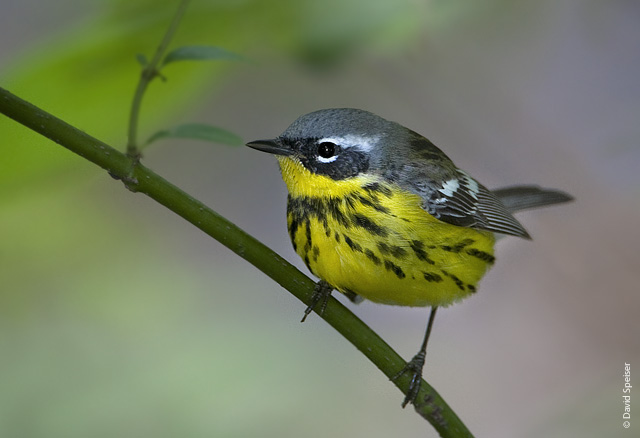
[[492, 186, 574, 213]]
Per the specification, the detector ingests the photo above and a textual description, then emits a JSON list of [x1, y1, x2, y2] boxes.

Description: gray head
[[247, 108, 416, 180], [281, 108, 398, 140]]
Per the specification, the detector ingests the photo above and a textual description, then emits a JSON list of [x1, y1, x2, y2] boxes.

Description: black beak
[[246, 138, 293, 156]]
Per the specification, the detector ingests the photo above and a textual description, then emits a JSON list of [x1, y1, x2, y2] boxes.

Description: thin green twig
[[126, 0, 191, 158], [0, 86, 474, 438]]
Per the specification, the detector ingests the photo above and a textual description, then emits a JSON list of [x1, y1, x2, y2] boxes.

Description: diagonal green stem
[[126, 0, 191, 158], [0, 86, 474, 438]]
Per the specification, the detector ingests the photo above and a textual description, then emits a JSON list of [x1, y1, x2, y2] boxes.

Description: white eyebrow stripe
[[318, 135, 380, 152]]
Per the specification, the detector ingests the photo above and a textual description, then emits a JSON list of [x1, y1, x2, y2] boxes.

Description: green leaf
[[162, 45, 244, 66], [135, 53, 148, 67], [146, 123, 243, 146]]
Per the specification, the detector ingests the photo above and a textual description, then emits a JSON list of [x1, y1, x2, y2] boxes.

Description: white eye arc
[[318, 141, 340, 161], [316, 140, 339, 163], [318, 155, 338, 163]]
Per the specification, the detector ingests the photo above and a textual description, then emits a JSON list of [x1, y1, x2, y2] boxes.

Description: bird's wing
[[400, 134, 531, 238], [423, 170, 531, 238]]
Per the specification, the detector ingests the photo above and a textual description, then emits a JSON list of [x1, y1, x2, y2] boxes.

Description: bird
[[246, 108, 573, 407]]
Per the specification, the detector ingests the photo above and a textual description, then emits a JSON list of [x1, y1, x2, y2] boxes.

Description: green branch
[[0, 86, 473, 438]]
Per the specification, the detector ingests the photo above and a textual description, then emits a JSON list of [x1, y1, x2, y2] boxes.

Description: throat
[[277, 156, 378, 198]]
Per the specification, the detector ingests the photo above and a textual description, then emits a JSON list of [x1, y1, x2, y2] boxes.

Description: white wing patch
[[438, 179, 460, 197], [426, 169, 530, 238], [459, 171, 479, 200]]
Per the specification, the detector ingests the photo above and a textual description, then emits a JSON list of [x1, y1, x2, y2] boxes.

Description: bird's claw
[[301, 281, 333, 322], [392, 351, 426, 408]]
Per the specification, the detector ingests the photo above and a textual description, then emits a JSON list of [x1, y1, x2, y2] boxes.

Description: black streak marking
[[289, 196, 327, 223], [466, 248, 495, 264], [312, 245, 320, 262], [304, 220, 312, 252], [344, 235, 363, 253], [344, 195, 356, 211], [355, 193, 391, 214], [288, 196, 340, 250], [288, 217, 299, 252], [441, 238, 475, 253], [364, 249, 381, 265], [377, 242, 407, 259], [323, 218, 331, 237], [451, 274, 465, 291], [334, 232, 341, 243], [423, 271, 443, 283], [352, 213, 389, 237], [440, 269, 465, 291], [363, 182, 393, 198], [410, 240, 436, 265], [384, 260, 406, 279], [467, 284, 477, 293], [326, 197, 351, 228]]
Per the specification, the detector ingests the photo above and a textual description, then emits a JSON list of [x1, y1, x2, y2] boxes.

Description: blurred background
[[1, 0, 638, 437]]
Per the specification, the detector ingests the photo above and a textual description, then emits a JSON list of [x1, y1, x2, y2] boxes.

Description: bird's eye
[[317, 142, 337, 159]]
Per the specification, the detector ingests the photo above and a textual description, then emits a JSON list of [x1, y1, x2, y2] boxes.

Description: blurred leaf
[[147, 123, 243, 146], [162, 45, 244, 66], [135, 53, 148, 66], [0, 7, 237, 198]]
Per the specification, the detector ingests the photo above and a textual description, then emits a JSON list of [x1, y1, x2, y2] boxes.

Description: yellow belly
[[279, 157, 496, 307]]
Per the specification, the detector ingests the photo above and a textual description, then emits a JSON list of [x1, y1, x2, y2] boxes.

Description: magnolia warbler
[[247, 108, 572, 406]]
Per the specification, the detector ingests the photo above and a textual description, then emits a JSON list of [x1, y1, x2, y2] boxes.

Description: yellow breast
[[277, 156, 496, 307]]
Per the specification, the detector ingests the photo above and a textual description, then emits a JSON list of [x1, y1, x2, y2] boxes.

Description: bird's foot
[[301, 280, 333, 322], [392, 350, 426, 408]]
